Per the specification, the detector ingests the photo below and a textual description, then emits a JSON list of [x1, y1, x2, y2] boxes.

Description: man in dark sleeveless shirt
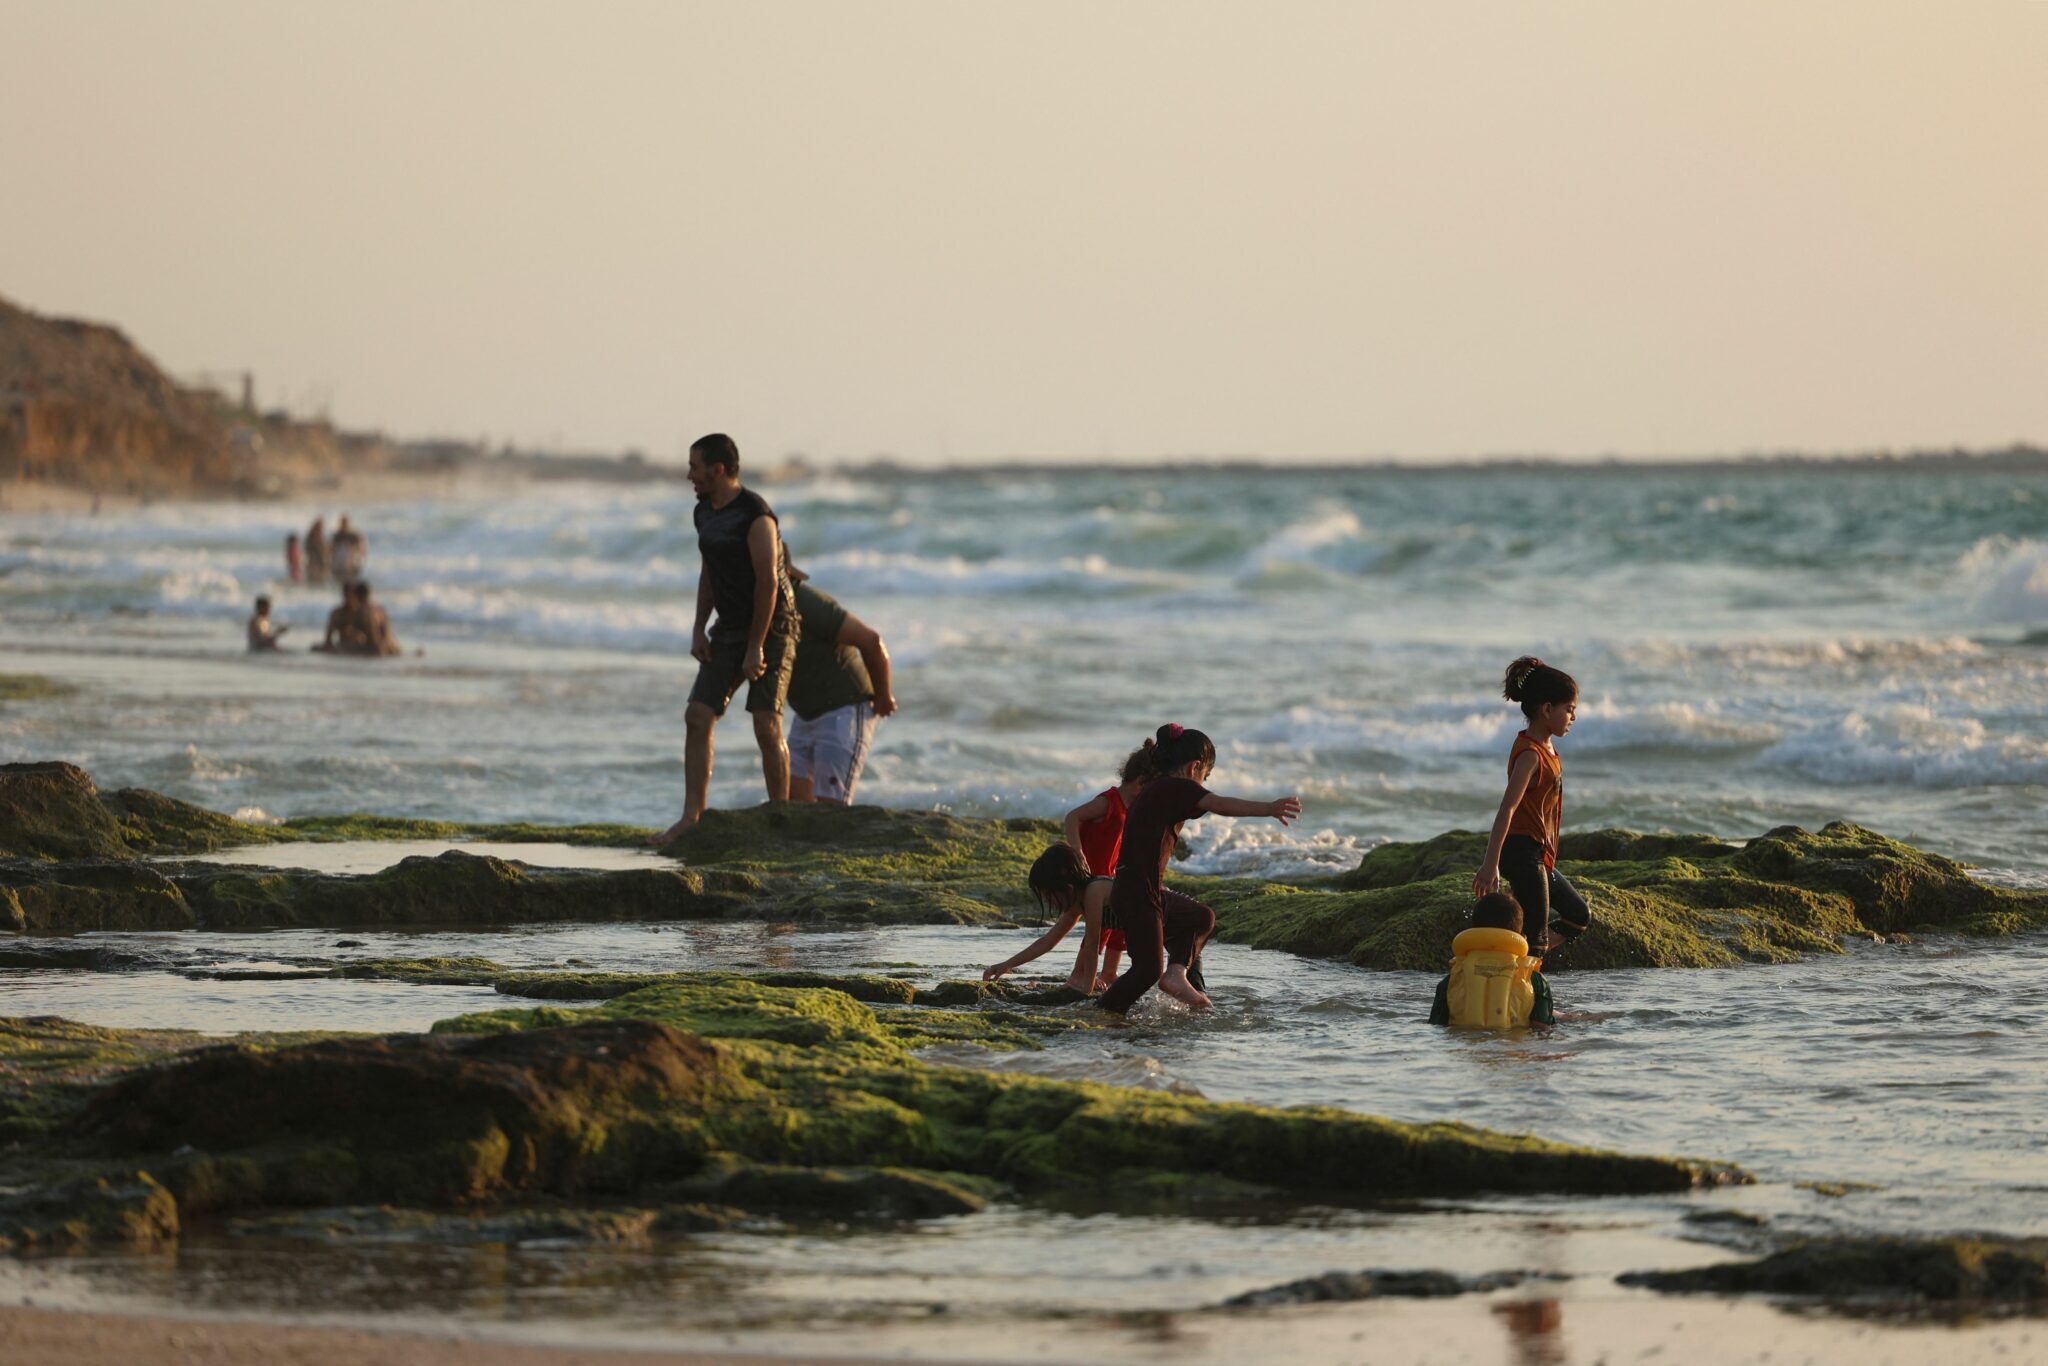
[[652, 433, 799, 844]]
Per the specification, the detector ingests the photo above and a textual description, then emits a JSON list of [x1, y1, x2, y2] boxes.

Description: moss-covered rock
[[1204, 822, 2048, 971], [72, 1019, 727, 1206], [1620, 1236, 2048, 1305], [0, 1171, 179, 1252], [428, 979, 1743, 1203], [0, 969, 1744, 1252], [0, 761, 283, 861]]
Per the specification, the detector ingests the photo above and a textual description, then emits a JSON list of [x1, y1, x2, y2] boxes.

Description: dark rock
[[1619, 1236, 2048, 1304], [1223, 1268, 1542, 1307]]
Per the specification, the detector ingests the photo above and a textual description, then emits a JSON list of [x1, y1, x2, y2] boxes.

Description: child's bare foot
[[1063, 975, 1095, 993], [647, 816, 695, 847], [1158, 966, 1212, 1009]]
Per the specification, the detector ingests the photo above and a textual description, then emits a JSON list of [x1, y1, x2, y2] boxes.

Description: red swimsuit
[[1079, 786, 1128, 951]]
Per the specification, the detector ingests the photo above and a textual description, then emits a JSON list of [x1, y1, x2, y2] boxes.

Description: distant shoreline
[[5, 442, 2045, 516]]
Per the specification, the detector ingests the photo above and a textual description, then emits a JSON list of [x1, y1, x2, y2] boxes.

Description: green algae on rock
[[0, 761, 283, 862], [1201, 822, 2048, 972], [653, 801, 1057, 925], [1620, 1236, 2048, 1305], [0, 971, 1743, 1254], [274, 814, 659, 846], [427, 978, 1742, 1201]]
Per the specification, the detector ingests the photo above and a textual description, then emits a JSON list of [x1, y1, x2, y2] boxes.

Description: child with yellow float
[[1433, 655, 1590, 1029]]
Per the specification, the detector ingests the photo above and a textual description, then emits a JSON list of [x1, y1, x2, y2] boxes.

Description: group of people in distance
[[246, 511, 403, 657], [285, 514, 368, 588], [651, 433, 896, 845], [981, 657, 1588, 1020]]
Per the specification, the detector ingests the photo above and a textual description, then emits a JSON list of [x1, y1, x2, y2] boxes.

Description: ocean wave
[[1957, 536, 2048, 623], [1176, 820, 1367, 880], [793, 548, 1191, 598], [1758, 704, 2048, 788], [1244, 697, 1780, 761]]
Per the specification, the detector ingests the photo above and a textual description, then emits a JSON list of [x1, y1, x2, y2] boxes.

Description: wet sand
[[0, 1304, 906, 1366]]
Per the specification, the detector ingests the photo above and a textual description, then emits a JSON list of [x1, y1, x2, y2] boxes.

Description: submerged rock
[[2, 850, 746, 933], [1223, 1267, 1547, 1307], [1620, 1236, 2048, 1305]]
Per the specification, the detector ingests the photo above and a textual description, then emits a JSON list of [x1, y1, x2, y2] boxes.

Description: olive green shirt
[[786, 583, 873, 721]]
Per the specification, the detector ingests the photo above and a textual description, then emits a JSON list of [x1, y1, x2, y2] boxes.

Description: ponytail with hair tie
[[1502, 655, 1578, 718]]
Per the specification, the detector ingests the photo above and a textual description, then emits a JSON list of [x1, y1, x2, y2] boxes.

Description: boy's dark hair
[[1027, 843, 1094, 915], [351, 581, 372, 601], [286, 533, 298, 545], [254, 595, 272, 611], [1503, 656, 1577, 718], [690, 432, 740, 473], [1471, 891, 1524, 933], [1150, 723, 1216, 776]]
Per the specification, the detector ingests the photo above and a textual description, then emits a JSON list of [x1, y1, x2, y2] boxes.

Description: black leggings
[[1500, 835, 1590, 942], [1097, 889, 1215, 1014]]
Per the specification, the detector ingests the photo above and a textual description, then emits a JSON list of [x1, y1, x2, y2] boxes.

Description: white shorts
[[788, 701, 879, 803]]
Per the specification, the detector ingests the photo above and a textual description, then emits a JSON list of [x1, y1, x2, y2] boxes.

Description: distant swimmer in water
[[351, 581, 403, 656], [783, 559, 895, 805], [1429, 890, 1556, 1027], [315, 582, 368, 654], [1096, 725, 1301, 1014], [304, 516, 330, 585], [984, 843, 1116, 994], [285, 532, 303, 585], [651, 433, 800, 844], [329, 514, 368, 585], [1059, 734, 1170, 987], [246, 595, 288, 652], [1473, 657, 1589, 953]]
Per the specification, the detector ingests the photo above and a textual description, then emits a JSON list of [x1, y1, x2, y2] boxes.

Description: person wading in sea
[[652, 433, 800, 844]]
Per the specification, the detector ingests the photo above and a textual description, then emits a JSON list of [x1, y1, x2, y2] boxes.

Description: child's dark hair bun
[[1502, 656, 1578, 717], [1502, 655, 1544, 702]]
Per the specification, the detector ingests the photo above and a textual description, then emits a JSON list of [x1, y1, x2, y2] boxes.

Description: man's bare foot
[[1158, 966, 1212, 1009], [1063, 975, 1094, 994], [647, 816, 696, 847]]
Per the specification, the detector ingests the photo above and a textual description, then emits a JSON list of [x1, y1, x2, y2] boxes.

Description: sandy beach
[[0, 1304, 912, 1366]]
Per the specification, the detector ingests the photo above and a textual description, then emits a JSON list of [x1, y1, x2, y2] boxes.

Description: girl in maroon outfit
[[1097, 725, 1301, 1015]]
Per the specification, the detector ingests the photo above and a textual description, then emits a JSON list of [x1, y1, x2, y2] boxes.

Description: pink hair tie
[[1165, 723, 1184, 739]]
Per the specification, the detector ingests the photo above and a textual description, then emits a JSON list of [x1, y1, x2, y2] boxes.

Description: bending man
[[654, 433, 799, 843], [784, 561, 895, 804]]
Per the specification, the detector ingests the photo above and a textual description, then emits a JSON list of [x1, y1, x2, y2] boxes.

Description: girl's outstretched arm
[[1474, 750, 1541, 897], [1198, 793, 1302, 824], [1062, 793, 1111, 870], [984, 907, 1082, 981]]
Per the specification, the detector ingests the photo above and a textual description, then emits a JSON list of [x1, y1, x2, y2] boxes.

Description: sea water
[[5, 466, 2048, 877], [4, 466, 2048, 1359]]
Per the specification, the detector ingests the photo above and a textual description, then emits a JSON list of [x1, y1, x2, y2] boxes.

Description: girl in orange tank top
[[1476, 656, 1591, 952]]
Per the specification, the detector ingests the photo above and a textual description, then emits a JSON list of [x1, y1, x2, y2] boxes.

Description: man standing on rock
[[652, 433, 799, 844], [784, 560, 895, 804]]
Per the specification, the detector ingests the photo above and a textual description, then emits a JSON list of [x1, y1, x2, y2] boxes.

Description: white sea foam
[[1957, 536, 2048, 623], [1758, 704, 2048, 788]]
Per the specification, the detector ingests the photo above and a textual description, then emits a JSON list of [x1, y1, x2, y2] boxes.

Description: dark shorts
[[688, 619, 797, 717]]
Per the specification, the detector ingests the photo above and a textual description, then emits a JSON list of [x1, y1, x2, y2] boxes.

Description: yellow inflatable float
[[1441, 926, 1550, 1028]]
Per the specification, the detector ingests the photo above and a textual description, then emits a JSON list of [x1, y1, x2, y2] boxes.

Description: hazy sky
[[7, 1, 2045, 463]]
